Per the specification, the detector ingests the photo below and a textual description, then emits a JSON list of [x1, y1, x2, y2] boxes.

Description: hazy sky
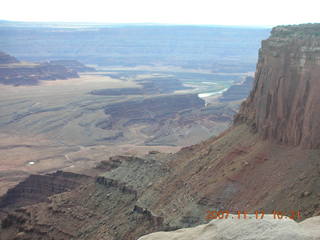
[[1, 0, 319, 26]]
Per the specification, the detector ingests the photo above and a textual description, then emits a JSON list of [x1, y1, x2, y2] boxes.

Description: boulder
[[138, 215, 320, 240]]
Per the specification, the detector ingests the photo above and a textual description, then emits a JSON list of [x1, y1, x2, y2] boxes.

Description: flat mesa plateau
[[0, 71, 174, 195], [0, 67, 243, 196]]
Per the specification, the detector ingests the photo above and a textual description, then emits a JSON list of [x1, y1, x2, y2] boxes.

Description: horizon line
[[0, 19, 274, 29]]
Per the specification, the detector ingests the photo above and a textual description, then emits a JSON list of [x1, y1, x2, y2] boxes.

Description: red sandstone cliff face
[[235, 24, 320, 149]]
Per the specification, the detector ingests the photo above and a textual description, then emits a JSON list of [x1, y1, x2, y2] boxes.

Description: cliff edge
[[235, 24, 320, 148]]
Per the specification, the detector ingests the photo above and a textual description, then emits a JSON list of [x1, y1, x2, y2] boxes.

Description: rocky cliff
[[235, 24, 320, 149], [132, 24, 320, 230]]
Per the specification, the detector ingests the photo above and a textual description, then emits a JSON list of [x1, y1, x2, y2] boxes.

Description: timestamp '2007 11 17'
[[205, 210, 302, 220]]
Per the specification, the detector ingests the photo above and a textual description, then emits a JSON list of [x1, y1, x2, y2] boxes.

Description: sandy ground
[[0, 72, 181, 196], [0, 131, 180, 196]]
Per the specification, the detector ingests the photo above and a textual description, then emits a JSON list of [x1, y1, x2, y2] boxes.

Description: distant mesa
[[102, 94, 205, 125], [0, 51, 95, 86], [47, 60, 96, 72], [0, 23, 269, 69], [93, 93, 229, 146], [91, 77, 191, 96], [0, 51, 19, 64], [91, 88, 144, 96]]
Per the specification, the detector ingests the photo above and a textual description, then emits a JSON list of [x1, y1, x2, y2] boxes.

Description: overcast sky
[[1, 0, 319, 26]]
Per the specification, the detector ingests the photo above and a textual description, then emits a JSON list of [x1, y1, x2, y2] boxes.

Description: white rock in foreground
[[138, 215, 320, 240]]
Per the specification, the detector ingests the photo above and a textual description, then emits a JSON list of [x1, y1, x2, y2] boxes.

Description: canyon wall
[[0, 171, 91, 209], [235, 24, 320, 149]]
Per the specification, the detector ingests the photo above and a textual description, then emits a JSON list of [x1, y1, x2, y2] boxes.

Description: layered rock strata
[[235, 24, 320, 149]]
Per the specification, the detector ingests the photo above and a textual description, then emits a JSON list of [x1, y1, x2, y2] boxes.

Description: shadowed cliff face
[[0, 171, 92, 210], [235, 24, 320, 149]]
